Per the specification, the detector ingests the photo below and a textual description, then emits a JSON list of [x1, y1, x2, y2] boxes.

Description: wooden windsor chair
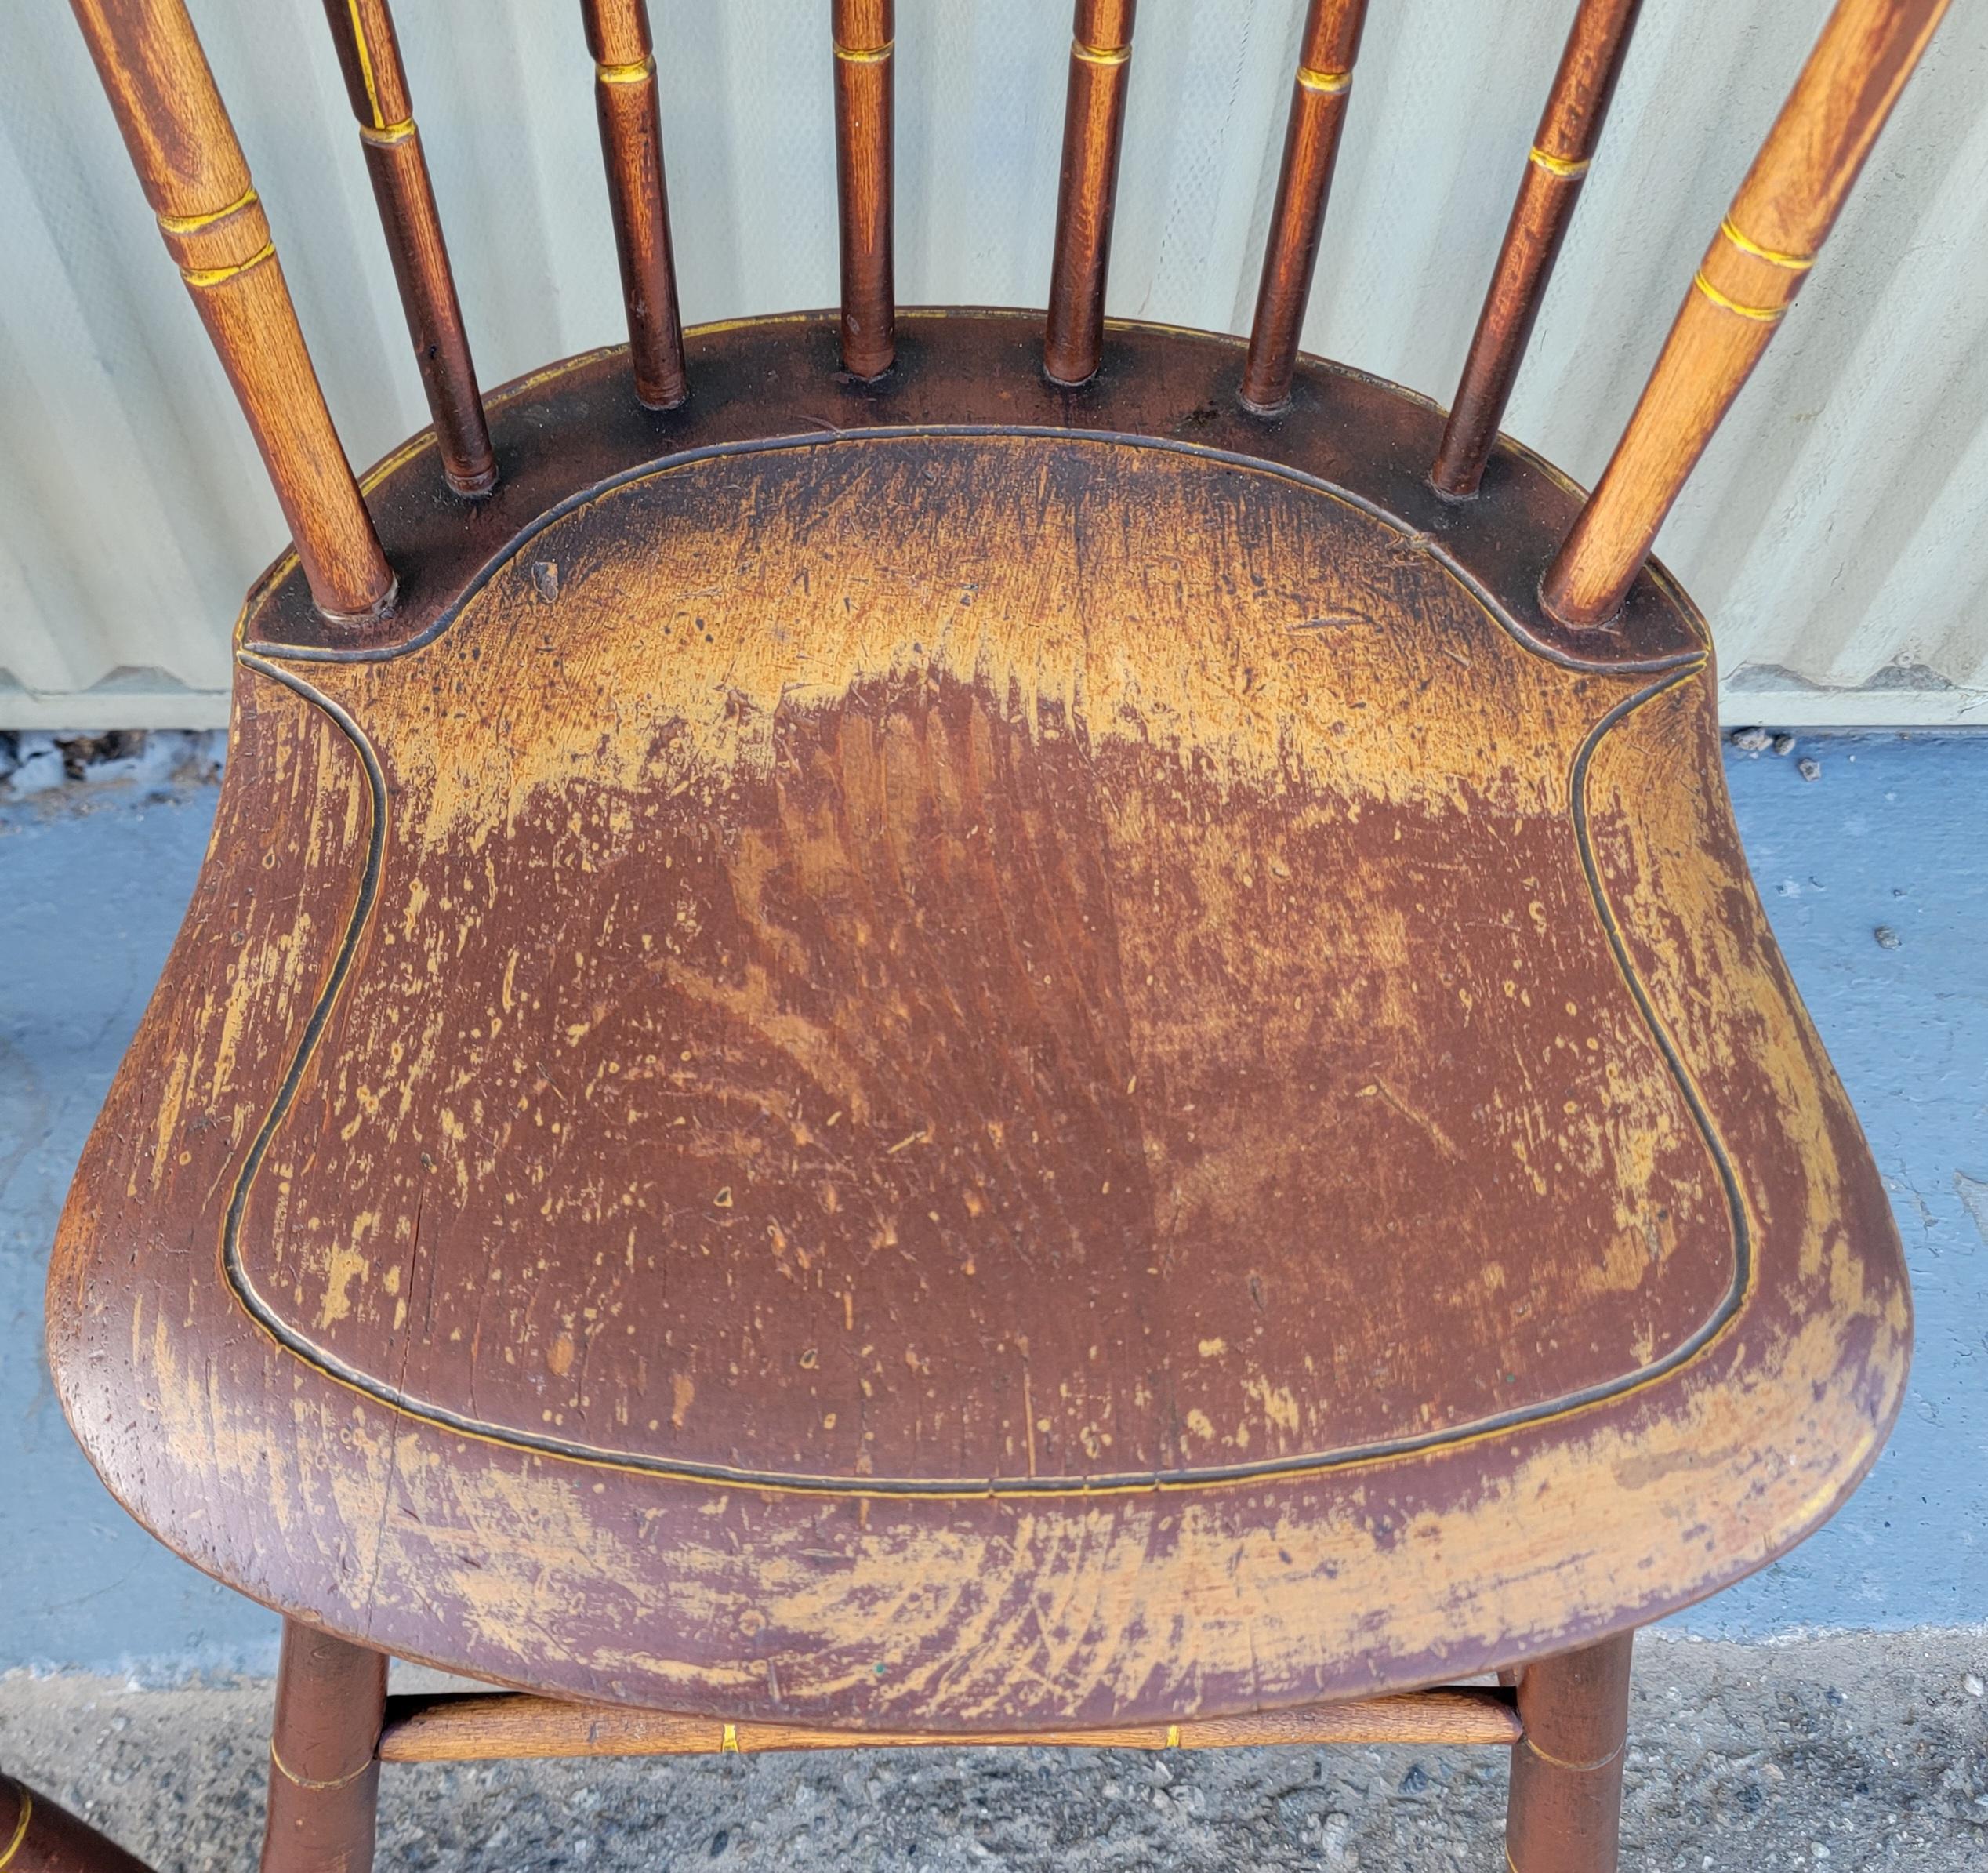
[[44, 2, 1945, 1869]]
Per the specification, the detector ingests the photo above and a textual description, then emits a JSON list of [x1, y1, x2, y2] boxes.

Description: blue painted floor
[[1, 737, 1983, 1676]]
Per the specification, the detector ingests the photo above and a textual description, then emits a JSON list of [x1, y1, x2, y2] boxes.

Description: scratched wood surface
[[49, 312, 1906, 1730]]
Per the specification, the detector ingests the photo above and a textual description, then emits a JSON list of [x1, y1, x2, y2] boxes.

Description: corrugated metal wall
[[2, 0, 1983, 729]]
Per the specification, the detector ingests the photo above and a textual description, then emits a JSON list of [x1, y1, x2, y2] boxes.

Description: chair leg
[[259, 1621, 388, 1873], [1504, 1629, 1634, 1873], [1, 1772, 154, 1873]]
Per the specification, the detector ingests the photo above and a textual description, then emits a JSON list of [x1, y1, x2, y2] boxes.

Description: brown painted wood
[[0, 1776, 153, 1873], [260, 1622, 386, 1873], [1044, 0, 1136, 385], [321, 0, 495, 497], [49, 311, 1906, 1732], [1239, 0, 1369, 413], [377, 1687, 1522, 1762], [1542, 0, 1950, 624], [1430, 0, 1641, 496], [582, 0, 687, 410], [67, 0, 394, 625], [833, 0, 895, 379], [1504, 1632, 1634, 1873]]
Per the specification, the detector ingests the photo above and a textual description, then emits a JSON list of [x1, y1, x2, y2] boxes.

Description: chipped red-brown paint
[[49, 313, 1906, 1731]]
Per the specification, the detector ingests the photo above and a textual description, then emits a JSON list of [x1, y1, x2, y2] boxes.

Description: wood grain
[[1044, 0, 1137, 385], [377, 1687, 1522, 1762], [48, 314, 1906, 1730], [68, 0, 394, 624], [1542, 0, 1951, 624], [0, 1776, 152, 1873], [1504, 1632, 1634, 1873], [833, 0, 894, 378], [582, 0, 687, 410], [1429, 0, 1641, 496], [321, 0, 495, 497], [1239, 0, 1369, 413]]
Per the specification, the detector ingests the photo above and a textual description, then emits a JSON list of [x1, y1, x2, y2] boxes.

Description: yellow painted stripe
[[181, 241, 275, 289], [1692, 270, 1784, 323], [1720, 216, 1815, 270], [596, 56, 654, 84], [1297, 64, 1351, 94], [0, 1784, 32, 1873], [720, 1722, 741, 1753], [157, 185, 258, 234], [1165, 1723, 1182, 1749], [834, 41, 894, 62], [346, 0, 385, 129], [1073, 39, 1132, 64], [1529, 146, 1590, 179]]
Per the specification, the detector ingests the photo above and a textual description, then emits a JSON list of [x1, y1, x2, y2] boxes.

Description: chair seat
[[49, 313, 1906, 1730]]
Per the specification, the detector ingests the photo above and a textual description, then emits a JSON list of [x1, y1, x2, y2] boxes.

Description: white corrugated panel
[[2, 0, 1983, 728]]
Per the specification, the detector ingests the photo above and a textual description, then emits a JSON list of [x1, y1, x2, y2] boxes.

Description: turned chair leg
[[1504, 1629, 1634, 1873], [260, 1621, 388, 1873]]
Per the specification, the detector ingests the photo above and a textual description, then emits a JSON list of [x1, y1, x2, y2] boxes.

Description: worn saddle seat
[[50, 313, 1906, 1729]]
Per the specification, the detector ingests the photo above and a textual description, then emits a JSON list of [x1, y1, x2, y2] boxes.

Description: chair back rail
[[67, 0, 1950, 636], [1543, 0, 1953, 625], [321, 0, 495, 495], [1044, 0, 1137, 386], [1239, 0, 1369, 414], [834, 0, 896, 378], [1429, 0, 1642, 497], [582, 0, 688, 411], [68, 0, 394, 624]]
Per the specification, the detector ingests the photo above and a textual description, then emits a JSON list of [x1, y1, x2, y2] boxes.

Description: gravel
[[3, 1630, 1983, 1871]]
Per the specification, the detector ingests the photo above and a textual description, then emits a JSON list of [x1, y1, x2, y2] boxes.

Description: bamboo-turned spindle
[[1430, 0, 1642, 495], [582, 0, 687, 409], [1044, 0, 1137, 387], [1541, 0, 1950, 626], [833, 0, 895, 378], [321, 0, 495, 496], [1239, 0, 1369, 414], [1504, 1633, 1634, 1873], [261, 1621, 387, 1873], [69, 0, 394, 625]]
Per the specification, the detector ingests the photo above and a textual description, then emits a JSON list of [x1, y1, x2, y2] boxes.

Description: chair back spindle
[[1542, 0, 1950, 625], [833, 0, 896, 378], [321, 0, 495, 496], [1239, 0, 1369, 414], [69, 0, 394, 624], [1045, 0, 1137, 387], [1429, 0, 1641, 495], [582, 0, 687, 410]]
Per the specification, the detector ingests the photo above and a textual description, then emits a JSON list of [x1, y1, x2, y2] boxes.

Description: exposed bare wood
[[1239, 0, 1369, 412], [67, 0, 394, 623], [1430, 0, 1642, 495], [833, 0, 895, 377], [1541, 0, 1951, 624], [321, 0, 494, 496], [1044, 0, 1137, 385], [581, 0, 687, 409], [377, 1687, 1523, 1763]]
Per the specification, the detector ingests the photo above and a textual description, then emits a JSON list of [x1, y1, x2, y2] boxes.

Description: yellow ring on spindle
[[181, 241, 276, 289], [834, 40, 894, 60], [157, 185, 259, 234], [1296, 64, 1351, 93], [1529, 146, 1590, 179], [358, 118, 415, 147], [720, 1723, 741, 1754], [595, 56, 655, 84], [1165, 1724, 1182, 1748], [1073, 39, 1133, 64], [1719, 216, 1816, 270], [1692, 270, 1784, 323]]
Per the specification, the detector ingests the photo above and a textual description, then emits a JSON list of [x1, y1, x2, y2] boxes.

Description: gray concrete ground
[[3, 1633, 1986, 1871]]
